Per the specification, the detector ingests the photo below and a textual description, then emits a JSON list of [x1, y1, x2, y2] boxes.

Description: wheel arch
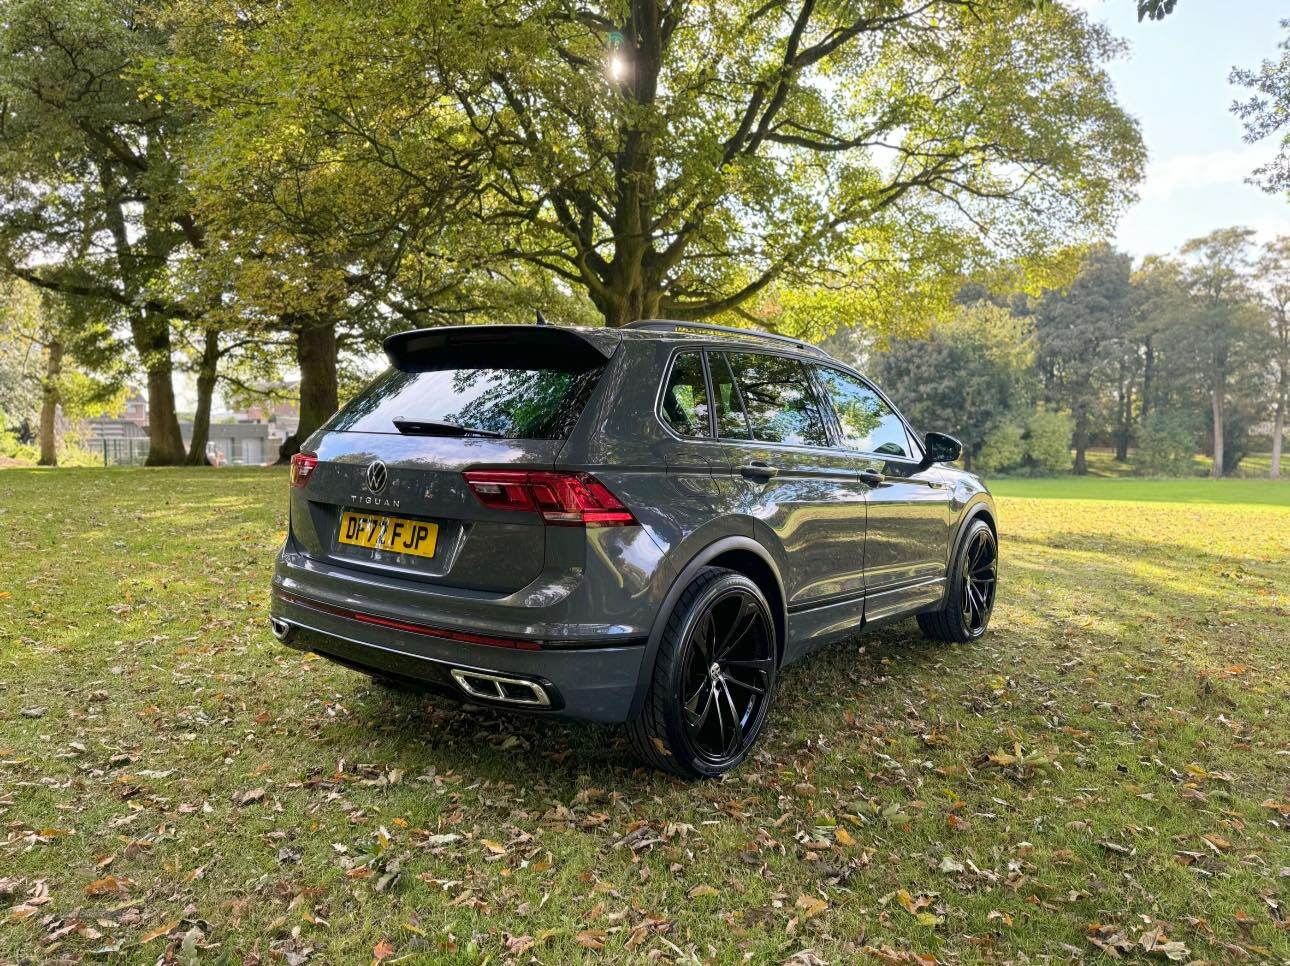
[[627, 536, 787, 722]]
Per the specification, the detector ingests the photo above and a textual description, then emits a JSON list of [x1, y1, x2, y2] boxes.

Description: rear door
[[288, 326, 611, 594], [707, 351, 870, 624], [812, 366, 952, 620]]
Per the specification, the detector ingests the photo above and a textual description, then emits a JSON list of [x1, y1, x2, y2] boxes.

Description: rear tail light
[[463, 470, 637, 527], [289, 452, 318, 487]]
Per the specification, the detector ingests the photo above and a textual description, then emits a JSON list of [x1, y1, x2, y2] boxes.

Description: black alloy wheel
[[959, 526, 997, 637], [628, 568, 779, 777], [677, 585, 775, 766], [918, 518, 998, 643]]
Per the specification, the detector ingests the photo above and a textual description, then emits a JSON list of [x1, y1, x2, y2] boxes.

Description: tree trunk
[[1271, 385, 1284, 479], [1114, 360, 1133, 462], [1210, 381, 1224, 479], [129, 310, 187, 466], [1072, 410, 1089, 475], [277, 317, 339, 463], [38, 338, 63, 466], [185, 329, 220, 466], [1140, 337, 1154, 421]]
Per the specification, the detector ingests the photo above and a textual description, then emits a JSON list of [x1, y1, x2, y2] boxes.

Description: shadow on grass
[[318, 615, 965, 798]]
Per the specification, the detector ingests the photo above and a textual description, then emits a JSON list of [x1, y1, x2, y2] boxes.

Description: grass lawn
[[1, 469, 1287, 963]]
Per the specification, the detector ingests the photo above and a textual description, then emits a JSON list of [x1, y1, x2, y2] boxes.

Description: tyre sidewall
[[944, 518, 996, 643]]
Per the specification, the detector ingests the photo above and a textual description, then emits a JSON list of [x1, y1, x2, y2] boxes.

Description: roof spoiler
[[383, 325, 616, 373]]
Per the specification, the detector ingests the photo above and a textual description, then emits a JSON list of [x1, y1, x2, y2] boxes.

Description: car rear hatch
[[288, 325, 619, 594]]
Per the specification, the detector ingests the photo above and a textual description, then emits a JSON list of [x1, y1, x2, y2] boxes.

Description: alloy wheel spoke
[[722, 654, 774, 671], [717, 680, 742, 752], [684, 677, 711, 719], [722, 670, 766, 695], [698, 612, 719, 661], [711, 686, 729, 751], [717, 596, 757, 660]]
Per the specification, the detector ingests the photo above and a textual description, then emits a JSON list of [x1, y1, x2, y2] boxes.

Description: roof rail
[[623, 319, 828, 357]]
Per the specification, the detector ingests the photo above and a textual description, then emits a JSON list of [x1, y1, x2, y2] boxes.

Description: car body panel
[[272, 322, 994, 724]]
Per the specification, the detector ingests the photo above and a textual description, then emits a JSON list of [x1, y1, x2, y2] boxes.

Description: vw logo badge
[[365, 459, 388, 494]]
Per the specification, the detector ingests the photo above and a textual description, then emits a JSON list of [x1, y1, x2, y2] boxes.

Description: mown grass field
[[1, 468, 1287, 964]]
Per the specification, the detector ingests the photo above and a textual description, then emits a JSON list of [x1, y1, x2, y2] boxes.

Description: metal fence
[[98, 437, 150, 466]]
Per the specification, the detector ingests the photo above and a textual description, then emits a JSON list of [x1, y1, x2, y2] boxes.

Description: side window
[[709, 352, 751, 439], [815, 367, 914, 458], [659, 352, 710, 437], [724, 352, 830, 447]]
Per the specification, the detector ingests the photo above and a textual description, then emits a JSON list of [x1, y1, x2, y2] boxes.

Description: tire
[[918, 517, 998, 643], [628, 567, 779, 778]]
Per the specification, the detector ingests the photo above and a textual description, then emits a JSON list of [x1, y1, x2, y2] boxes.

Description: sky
[[1072, 0, 1290, 258]]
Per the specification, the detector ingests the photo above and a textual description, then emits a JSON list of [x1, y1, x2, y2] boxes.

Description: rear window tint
[[327, 364, 603, 440], [723, 352, 829, 446], [660, 352, 711, 437]]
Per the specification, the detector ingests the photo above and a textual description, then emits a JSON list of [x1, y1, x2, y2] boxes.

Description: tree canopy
[[1231, 18, 1290, 195], [171, 0, 1144, 330]]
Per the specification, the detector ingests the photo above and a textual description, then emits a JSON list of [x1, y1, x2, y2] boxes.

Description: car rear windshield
[[326, 363, 604, 440]]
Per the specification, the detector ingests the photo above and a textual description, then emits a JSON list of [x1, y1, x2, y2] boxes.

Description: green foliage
[[975, 407, 1074, 476], [1023, 406, 1076, 474], [1230, 18, 1290, 194], [1137, 0, 1179, 21], [164, 0, 1144, 329], [1033, 245, 1134, 472], [976, 421, 1026, 475], [872, 301, 1038, 469], [1135, 411, 1201, 477]]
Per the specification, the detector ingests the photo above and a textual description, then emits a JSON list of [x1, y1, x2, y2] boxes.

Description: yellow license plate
[[338, 510, 438, 559]]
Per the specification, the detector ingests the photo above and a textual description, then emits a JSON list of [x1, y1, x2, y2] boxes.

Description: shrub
[[1135, 411, 1199, 477], [976, 422, 1025, 474], [1023, 407, 1074, 475]]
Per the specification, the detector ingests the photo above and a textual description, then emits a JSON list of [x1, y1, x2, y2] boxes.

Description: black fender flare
[[625, 535, 786, 722]]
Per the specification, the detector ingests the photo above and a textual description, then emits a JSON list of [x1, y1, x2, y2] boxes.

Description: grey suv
[[270, 321, 996, 777]]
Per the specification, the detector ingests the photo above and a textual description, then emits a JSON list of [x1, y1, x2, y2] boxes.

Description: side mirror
[[921, 431, 962, 468]]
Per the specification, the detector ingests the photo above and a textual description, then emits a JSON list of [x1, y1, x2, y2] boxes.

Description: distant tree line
[[872, 231, 1290, 478]]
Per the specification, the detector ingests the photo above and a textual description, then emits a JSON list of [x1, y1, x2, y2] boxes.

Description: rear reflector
[[289, 452, 318, 487], [463, 470, 637, 527], [273, 590, 542, 650]]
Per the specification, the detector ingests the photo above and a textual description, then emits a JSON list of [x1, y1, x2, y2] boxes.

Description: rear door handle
[[738, 462, 779, 481], [858, 470, 885, 487]]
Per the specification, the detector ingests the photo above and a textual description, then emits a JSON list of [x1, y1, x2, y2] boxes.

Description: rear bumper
[[269, 589, 646, 723]]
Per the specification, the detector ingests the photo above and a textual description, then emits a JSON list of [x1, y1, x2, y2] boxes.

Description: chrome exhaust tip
[[269, 617, 294, 642], [450, 669, 551, 707]]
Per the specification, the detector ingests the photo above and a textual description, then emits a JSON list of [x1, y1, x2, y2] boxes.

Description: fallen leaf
[[141, 921, 180, 943], [84, 875, 131, 897], [796, 894, 828, 920]]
